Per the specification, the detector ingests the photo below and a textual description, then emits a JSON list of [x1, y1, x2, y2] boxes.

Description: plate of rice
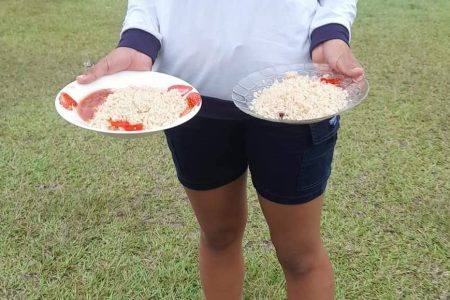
[[232, 63, 369, 124], [55, 71, 202, 137]]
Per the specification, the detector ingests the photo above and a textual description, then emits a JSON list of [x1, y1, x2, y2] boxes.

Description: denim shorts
[[164, 97, 339, 205]]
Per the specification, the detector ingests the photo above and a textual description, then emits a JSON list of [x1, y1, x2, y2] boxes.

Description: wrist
[[118, 29, 161, 63], [310, 23, 350, 56]]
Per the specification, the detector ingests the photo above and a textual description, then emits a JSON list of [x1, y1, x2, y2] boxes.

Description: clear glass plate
[[55, 71, 202, 138], [232, 63, 369, 124]]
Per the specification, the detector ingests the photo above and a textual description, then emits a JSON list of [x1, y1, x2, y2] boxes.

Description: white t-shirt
[[121, 0, 356, 100]]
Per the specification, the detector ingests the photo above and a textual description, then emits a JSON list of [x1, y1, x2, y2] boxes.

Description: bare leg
[[258, 194, 334, 300], [185, 173, 248, 300]]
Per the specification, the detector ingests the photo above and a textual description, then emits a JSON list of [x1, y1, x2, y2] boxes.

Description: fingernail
[[354, 75, 364, 82], [76, 75, 87, 82]]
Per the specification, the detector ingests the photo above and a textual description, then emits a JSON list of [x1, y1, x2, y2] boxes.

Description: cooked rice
[[89, 86, 187, 130], [250, 72, 349, 120]]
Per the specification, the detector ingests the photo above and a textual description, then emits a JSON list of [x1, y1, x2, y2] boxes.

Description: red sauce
[[77, 89, 113, 121]]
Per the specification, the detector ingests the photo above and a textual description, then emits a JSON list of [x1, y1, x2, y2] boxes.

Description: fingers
[[75, 48, 152, 84], [348, 67, 365, 82], [76, 56, 110, 84], [315, 39, 365, 82], [336, 51, 365, 82]]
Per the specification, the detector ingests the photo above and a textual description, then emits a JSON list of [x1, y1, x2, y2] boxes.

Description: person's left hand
[[312, 39, 365, 82]]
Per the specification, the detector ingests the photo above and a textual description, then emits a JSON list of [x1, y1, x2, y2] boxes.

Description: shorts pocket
[[308, 116, 340, 145], [296, 132, 337, 192]]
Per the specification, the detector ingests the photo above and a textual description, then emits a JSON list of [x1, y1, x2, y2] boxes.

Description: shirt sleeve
[[117, 0, 162, 62], [309, 0, 357, 53]]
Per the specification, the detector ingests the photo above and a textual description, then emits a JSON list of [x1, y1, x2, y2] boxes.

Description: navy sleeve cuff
[[118, 29, 161, 63], [310, 23, 350, 56]]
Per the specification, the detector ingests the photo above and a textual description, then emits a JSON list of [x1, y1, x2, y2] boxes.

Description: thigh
[[258, 194, 324, 257], [164, 116, 248, 191], [186, 172, 248, 244]]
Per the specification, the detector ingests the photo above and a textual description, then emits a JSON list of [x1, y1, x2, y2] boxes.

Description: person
[[77, 1, 364, 299]]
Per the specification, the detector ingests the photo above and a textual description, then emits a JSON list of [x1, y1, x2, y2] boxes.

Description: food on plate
[[319, 77, 342, 85], [59, 92, 78, 110], [167, 84, 193, 96], [59, 84, 201, 131], [108, 119, 144, 131], [180, 92, 202, 116], [250, 72, 348, 120], [77, 89, 113, 121], [72, 85, 200, 131]]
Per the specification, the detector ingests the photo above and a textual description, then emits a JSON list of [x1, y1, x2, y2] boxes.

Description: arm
[[310, 0, 356, 51], [118, 0, 162, 63], [77, 0, 160, 84]]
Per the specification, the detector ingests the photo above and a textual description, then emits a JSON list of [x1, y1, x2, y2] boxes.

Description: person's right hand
[[76, 47, 153, 84]]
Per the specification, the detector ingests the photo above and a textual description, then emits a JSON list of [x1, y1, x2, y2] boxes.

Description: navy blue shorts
[[164, 97, 339, 205]]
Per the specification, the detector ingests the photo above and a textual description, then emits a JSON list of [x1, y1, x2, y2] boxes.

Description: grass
[[0, 0, 449, 299]]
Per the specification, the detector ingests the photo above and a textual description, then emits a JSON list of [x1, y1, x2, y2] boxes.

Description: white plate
[[55, 71, 202, 137], [232, 63, 369, 124]]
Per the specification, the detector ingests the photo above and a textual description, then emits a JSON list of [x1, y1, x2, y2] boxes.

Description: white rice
[[89, 86, 187, 130], [250, 72, 349, 120]]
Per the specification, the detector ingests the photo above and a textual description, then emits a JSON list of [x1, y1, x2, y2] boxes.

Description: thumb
[[336, 51, 365, 82], [76, 57, 110, 84]]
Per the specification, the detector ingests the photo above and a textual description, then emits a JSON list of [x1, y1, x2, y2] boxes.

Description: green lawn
[[1, 0, 449, 299]]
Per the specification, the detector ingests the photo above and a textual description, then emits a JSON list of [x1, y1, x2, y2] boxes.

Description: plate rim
[[231, 63, 369, 124], [55, 70, 202, 136]]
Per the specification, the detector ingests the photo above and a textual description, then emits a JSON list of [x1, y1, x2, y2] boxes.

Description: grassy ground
[[0, 0, 449, 299]]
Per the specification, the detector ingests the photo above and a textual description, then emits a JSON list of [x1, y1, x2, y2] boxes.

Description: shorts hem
[[177, 167, 248, 191], [253, 182, 328, 205]]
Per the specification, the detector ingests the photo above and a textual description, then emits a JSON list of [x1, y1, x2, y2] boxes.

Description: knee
[[276, 246, 326, 278], [200, 226, 244, 252]]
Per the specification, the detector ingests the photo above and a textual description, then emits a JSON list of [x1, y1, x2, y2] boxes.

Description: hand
[[76, 47, 153, 84], [312, 39, 365, 82]]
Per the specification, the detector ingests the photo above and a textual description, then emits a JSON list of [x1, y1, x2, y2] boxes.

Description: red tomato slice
[[167, 85, 193, 96], [186, 92, 201, 108], [320, 77, 342, 85], [125, 123, 144, 131], [109, 119, 127, 128], [108, 118, 144, 131], [59, 92, 78, 110], [180, 107, 191, 117], [77, 89, 112, 121]]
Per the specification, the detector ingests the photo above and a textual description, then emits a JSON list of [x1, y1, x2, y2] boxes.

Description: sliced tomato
[[77, 89, 112, 121], [123, 123, 144, 131], [59, 92, 78, 110], [108, 118, 144, 131], [320, 77, 342, 85], [179, 107, 191, 117], [109, 119, 128, 128], [168, 85, 193, 96], [186, 92, 201, 108]]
